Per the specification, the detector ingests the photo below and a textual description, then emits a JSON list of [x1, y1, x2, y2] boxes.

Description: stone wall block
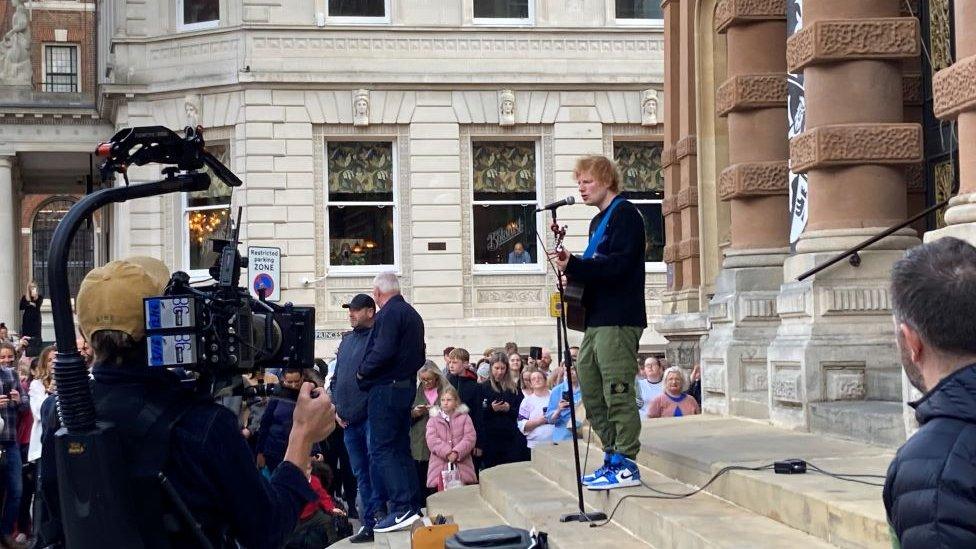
[[703, 361, 727, 394], [771, 364, 802, 404], [661, 146, 676, 168], [718, 161, 789, 200], [675, 134, 697, 161], [789, 123, 922, 173], [675, 186, 699, 210], [824, 365, 867, 401], [677, 238, 701, 260], [786, 18, 920, 73], [933, 54, 976, 120], [716, 73, 788, 116], [714, 0, 786, 33]]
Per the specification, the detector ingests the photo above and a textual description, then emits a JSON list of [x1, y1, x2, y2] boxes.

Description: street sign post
[[247, 246, 281, 302]]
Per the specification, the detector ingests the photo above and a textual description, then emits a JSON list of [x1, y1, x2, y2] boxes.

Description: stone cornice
[[790, 123, 923, 173], [675, 134, 697, 160], [933, 54, 976, 121], [718, 161, 789, 200], [786, 18, 920, 73], [715, 0, 786, 34], [716, 73, 787, 116]]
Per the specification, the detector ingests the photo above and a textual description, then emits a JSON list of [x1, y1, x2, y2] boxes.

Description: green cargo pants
[[576, 325, 643, 459]]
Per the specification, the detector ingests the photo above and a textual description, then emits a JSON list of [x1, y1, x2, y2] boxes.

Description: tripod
[[544, 209, 607, 524]]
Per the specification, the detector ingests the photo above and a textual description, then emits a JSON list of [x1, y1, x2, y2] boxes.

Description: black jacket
[[447, 372, 483, 447], [477, 381, 529, 468], [331, 325, 372, 425], [884, 363, 976, 548], [357, 294, 426, 389], [565, 197, 647, 328]]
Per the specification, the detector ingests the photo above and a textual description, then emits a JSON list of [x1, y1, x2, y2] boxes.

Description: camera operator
[[34, 257, 336, 548]]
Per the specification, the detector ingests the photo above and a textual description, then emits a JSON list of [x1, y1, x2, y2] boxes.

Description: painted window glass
[[472, 141, 538, 266]]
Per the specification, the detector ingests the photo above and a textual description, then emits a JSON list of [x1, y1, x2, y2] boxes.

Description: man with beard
[[885, 237, 976, 548]]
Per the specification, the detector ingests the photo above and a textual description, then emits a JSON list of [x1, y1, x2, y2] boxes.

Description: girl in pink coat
[[425, 386, 478, 491]]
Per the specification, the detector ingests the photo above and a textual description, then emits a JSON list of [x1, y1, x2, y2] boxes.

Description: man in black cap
[[330, 293, 385, 542]]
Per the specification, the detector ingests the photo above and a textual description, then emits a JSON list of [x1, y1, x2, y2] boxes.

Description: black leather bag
[[445, 526, 547, 549]]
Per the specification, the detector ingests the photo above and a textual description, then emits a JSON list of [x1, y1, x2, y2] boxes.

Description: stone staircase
[[334, 415, 895, 549]]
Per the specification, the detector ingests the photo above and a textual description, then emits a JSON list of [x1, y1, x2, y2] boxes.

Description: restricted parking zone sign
[[248, 246, 281, 302]]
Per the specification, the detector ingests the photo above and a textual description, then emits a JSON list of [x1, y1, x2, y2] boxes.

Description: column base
[[766, 230, 919, 446], [700, 248, 788, 419], [653, 311, 708, 371], [926, 192, 976, 244]]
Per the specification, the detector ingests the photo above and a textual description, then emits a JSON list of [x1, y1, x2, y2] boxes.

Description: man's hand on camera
[[284, 382, 336, 475]]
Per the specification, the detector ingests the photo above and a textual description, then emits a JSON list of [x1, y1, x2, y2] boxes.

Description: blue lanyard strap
[[582, 196, 624, 259]]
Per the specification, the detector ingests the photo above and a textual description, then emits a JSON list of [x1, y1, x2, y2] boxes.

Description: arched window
[[32, 197, 94, 298]]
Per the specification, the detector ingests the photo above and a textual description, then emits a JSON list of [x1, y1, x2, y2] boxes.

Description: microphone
[[536, 196, 576, 212]]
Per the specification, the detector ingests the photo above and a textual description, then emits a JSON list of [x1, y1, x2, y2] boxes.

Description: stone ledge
[[933, 54, 976, 120], [717, 73, 788, 116], [719, 160, 789, 200], [714, 0, 786, 33], [789, 123, 923, 173], [675, 134, 697, 161], [786, 18, 920, 73]]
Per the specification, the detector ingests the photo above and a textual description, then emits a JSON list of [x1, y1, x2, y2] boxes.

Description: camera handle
[[47, 171, 212, 549]]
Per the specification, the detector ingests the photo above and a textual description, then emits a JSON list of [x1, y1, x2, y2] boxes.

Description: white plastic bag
[[441, 462, 464, 490]]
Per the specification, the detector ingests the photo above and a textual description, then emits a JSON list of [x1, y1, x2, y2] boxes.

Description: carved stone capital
[[677, 238, 700, 260], [902, 74, 923, 106], [786, 18, 920, 73], [675, 134, 697, 161], [663, 244, 678, 263], [675, 186, 699, 211], [661, 146, 677, 168], [718, 161, 789, 200], [790, 123, 923, 173], [716, 73, 788, 116], [715, 0, 786, 34], [933, 54, 976, 121]]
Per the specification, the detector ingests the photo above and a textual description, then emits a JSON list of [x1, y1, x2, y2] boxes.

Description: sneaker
[[349, 526, 374, 544], [373, 509, 422, 533], [581, 453, 615, 485], [586, 456, 641, 491]]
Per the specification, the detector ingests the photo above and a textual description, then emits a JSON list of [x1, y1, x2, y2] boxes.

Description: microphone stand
[[545, 208, 607, 524]]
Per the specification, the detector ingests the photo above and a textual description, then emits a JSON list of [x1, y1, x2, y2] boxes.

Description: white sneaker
[[586, 457, 641, 490]]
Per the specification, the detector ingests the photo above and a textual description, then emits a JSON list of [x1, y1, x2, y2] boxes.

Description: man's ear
[[898, 322, 924, 365]]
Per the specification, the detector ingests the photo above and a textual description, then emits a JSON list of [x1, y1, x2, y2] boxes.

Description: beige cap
[[76, 257, 170, 340]]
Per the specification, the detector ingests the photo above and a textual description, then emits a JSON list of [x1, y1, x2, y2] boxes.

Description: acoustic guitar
[[550, 220, 587, 332]]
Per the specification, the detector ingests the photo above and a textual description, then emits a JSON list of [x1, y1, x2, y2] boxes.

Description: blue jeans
[[367, 382, 419, 515], [0, 442, 22, 535], [343, 420, 385, 529]]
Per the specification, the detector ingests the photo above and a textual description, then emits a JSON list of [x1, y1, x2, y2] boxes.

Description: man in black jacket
[[357, 273, 426, 532], [885, 237, 976, 548], [330, 293, 384, 543], [551, 155, 645, 491]]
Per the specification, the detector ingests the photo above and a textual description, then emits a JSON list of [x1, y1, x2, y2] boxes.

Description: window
[[32, 198, 94, 297], [615, 0, 663, 23], [471, 141, 540, 269], [614, 141, 665, 267], [179, 0, 219, 30], [184, 143, 232, 275], [473, 0, 532, 24], [326, 0, 389, 23], [43, 45, 78, 93], [326, 141, 396, 271]]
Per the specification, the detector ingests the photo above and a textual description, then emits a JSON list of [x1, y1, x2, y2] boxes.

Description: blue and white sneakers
[[583, 453, 641, 490], [373, 508, 422, 533], [581, 453, 614, 485]]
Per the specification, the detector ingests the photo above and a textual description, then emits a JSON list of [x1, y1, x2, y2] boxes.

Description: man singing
[[551, 155, 646, 490]]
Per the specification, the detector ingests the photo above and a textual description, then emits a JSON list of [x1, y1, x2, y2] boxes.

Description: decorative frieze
[[776, 284, 809, 317], [824, 364, 867, 401], [738, 297, 777, 321], [820, 287, 892, 315], [675, 186, 699, 210], [772, 364, 802, 404], [786, 18, 920, 73], [718, 161, 789, 200], [714, 0, 786, 34], [933, 54, 976, 121], [476, 288, 544, 303], [716, 73, 788, 116], [790, 123, 923, 173]]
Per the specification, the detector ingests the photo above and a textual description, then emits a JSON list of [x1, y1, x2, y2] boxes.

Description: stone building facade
[[658, 0, 969, 446], [1, 0, 670, 359]]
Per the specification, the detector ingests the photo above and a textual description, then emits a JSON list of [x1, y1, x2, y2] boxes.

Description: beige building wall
[[97, 0, 669, 360]]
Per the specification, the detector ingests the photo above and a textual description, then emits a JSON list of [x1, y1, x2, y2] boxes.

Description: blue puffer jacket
[[884, 363, 976, 548]]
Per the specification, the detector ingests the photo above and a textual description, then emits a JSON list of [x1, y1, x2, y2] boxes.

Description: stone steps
[[628, 416, 893, 548]]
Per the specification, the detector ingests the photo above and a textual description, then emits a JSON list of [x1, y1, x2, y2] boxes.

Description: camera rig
[[47, 125, 315, 548]]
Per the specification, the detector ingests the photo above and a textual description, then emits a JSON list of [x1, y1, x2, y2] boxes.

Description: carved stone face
[[355, 98, 368, 116], [643, 97, 657, 117], [501, 99, 514, 116]]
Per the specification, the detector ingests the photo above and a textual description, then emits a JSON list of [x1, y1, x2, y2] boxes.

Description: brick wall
[[29, 8, 96, 98]]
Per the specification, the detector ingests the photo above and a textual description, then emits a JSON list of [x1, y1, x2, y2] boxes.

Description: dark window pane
[[474, 0, 529, 19], [329, 206, 395, 266], [634, 202, 665, 263], [43, 46, 78, 92], [473, 205, 537, 265], [329, 0, 386, 17], [615, 141, 663, 200], [32, 198, 94, 297], [184, 0, 219, 24], [472, 141, 536, 202], [328, 142, 394, 202], [616, 0, 662, 19], [188, 143, 233, 208], [187, 207, 231, 270]]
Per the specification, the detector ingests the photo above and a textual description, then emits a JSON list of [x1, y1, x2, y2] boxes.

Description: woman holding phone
[[410, 362, 447, 507], [478, 352, 530, 469]]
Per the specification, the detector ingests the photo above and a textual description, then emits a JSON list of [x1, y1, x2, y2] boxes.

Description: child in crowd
[[425, 387, 478, 491], [284, 461, 346, 549], [517, 370, 554, 448]]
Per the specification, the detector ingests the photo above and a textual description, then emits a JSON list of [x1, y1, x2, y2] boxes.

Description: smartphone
[[562, 390, 572, 402], [529, 347, 542, 360]]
